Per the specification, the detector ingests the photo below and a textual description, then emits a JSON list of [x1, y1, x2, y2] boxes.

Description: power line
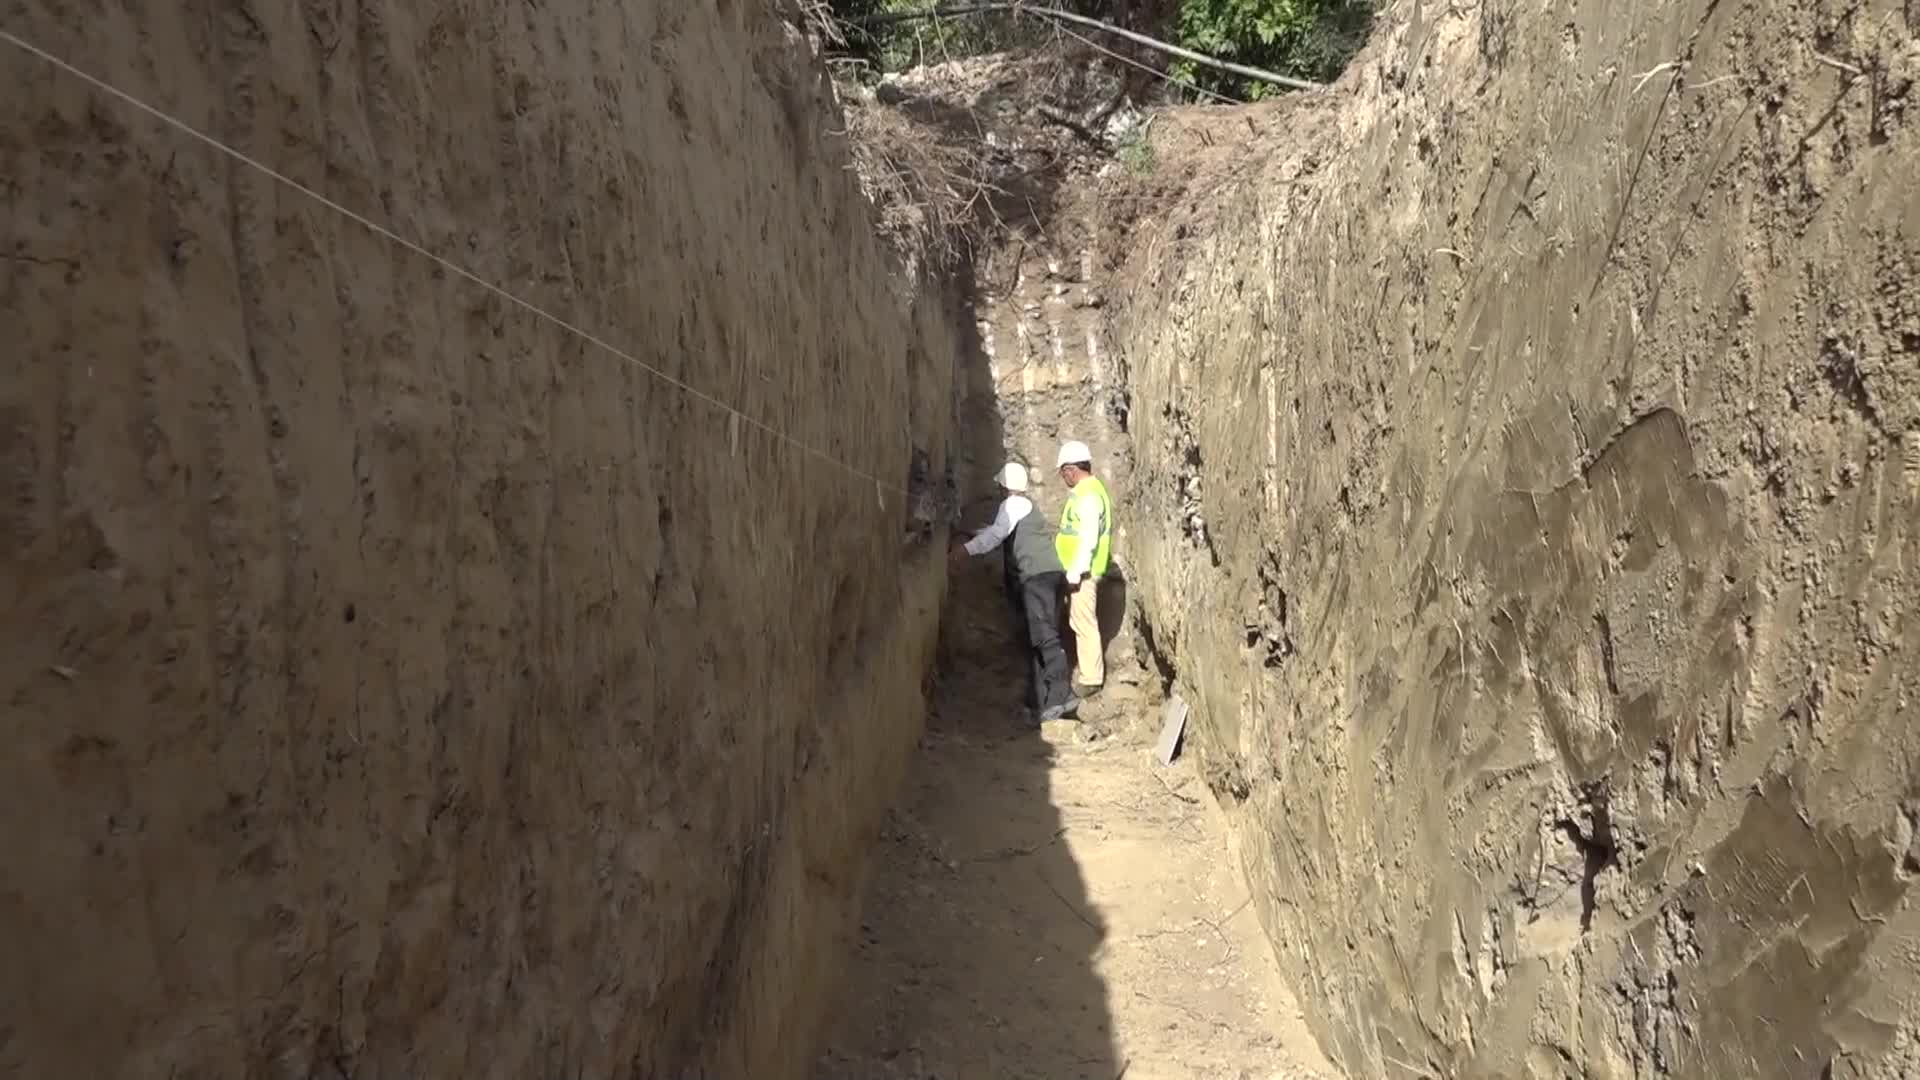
[[849, 3, 1322, 93], [1049, 21, 1244, 106], [0, 26, 913, 502]]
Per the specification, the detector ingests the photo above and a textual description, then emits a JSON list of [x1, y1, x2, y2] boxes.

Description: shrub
[[1169, 0, 1375, 98], [822, 1, 1375, 100]]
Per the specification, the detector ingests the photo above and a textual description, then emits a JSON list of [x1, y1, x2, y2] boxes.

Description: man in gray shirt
[[949, 462, 1078, 724]]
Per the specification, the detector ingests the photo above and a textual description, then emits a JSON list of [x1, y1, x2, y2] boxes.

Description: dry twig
[[797, 0, 846, 47], [842, 100, 1001, 270]]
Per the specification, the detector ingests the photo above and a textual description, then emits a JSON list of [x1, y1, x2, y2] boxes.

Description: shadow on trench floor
[[814, 565, 1340, 1080]]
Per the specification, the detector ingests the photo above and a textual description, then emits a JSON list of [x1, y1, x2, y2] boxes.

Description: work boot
[[1040, 698, 1079, 723], [1072, 681, 1103, 699]]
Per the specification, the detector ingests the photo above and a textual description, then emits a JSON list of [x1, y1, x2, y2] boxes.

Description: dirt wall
[[0, 2, 957, 1077], [865, 52, 1155, 696], [1110, 0, 1920, 1076]]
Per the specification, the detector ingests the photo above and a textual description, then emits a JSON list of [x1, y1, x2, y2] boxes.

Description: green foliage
[[1116, 126, 1156, 174], [1170, 0, 1375, 98], [826, 0, 1027, 75], [823, 1, 1374, 99]]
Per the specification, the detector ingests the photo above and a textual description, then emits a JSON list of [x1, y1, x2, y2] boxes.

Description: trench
[[6, 0, 1918, 1076], [814, 542, 1338, 1080], [811, 210, 1342, 1074]]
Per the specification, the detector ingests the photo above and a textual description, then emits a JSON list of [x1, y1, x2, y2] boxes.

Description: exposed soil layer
[[6, 0, 1919, 1076], [0, 2, 958, 1076], [1103, 0, 1920, 1076]]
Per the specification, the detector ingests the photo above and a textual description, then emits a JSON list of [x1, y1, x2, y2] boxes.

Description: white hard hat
[[996, 462, 1029, 492], [1056, 440, 1092, 468]]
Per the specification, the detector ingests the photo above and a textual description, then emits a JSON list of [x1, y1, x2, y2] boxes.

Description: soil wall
[[872, 53, 1154, 697], [958, 219, 1149, 689], [1110, 0, 1920, 1075], [0, 1, 956, 1077]]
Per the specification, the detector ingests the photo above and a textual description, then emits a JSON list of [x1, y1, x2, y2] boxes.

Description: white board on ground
[[1154, 693, 1189, 766]]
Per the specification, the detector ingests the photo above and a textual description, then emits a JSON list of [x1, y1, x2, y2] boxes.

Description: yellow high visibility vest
[[1055, 476, 1112, 578]]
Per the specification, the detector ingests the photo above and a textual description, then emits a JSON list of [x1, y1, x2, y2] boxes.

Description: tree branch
[[845, 3, 1323, 93]]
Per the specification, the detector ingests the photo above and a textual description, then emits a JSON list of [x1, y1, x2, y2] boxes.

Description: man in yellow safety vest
[[1053, 440, 1112, 695]]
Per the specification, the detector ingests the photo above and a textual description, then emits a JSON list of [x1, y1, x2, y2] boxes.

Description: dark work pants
[[1019, 571, 1074, 715], [1003, 572, 1031, 706]]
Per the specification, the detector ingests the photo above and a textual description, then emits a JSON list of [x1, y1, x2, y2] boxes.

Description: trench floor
[[815, 602, 1339, 1080]]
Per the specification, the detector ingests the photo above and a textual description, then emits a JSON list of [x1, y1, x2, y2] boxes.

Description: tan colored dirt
[[847, 4, 1919, 1074], [817, 574, 1339, 1080], [0, 2, 958, 1077], [8, 0, 1917, 1075], [1101, 0, 1920, 1076]]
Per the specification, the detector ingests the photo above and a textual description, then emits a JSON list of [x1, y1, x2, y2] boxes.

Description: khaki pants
[[1068, 576, 1103, 688]]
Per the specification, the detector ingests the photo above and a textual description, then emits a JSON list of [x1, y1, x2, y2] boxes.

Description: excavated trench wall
[[957, 226, 1150, 687], [1111, 0, 1920, 1076], [0, 2, 957, 1077]]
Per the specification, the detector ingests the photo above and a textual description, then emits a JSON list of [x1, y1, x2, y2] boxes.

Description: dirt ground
[[815, 581, 1339, 1080]]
